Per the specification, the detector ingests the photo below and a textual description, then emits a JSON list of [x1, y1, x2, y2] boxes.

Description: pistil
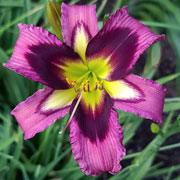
[[59, 92, 83, 134]]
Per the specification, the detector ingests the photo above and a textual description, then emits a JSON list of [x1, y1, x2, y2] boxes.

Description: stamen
[[74, 86, 79, 93], [71, 82, 76, 86], [71, 82, 79, 92], [67, 78, 103, 93], [82, 82, 87, 92], [86, 80, 90, 92], [59, 92, 83, 134], [66, 78, 72, 85], [99, 80, 104, 90], [70, 81, 78, 92], [94, 81, 99, 90]]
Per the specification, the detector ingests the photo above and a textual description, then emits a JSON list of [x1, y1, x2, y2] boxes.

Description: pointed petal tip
[[160, 34, 166, 39], [11, 107, 34, 140], [86, 6, 165, 80], [17, 23, 23, 27], [70, 105, 126, 176], [158, 118, 163, 124], [17, 23, 22, 28], [6, 23, 84, 89], [24, 133, 35, 140], [61, 2, 98, 47], [22, 118, 57, 140], [75, 144, 125, 176], [2, 63, 7, 68], [113, 74, 166, 123], [112, 6, 166, 41], [17, 23, 29, 30], [120, 5, 128, 11], [155, 33, 166, 42], [61, 2, 67, 8], [11, 88, 70, 141]]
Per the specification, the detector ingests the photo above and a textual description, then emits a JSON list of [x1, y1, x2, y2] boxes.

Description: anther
[[94, 81, 99, 90], [71, 82, 76, 86], [74, 86, 79, 93], [99, 81, 104, 90], [86, 80, 90, 92], [82, 82, 87, 92], [66, 78, 72, 85]]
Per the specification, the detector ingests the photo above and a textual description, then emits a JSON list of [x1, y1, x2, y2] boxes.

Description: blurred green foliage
[[0, 0, 180, 179]]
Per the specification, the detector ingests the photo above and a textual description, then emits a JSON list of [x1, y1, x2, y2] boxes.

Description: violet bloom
[[4, 3, 166, 176]]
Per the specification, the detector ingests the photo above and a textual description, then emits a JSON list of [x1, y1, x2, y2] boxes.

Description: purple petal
[[4, 24, 81, 89], [12, 87, 70, 140], [69, 94, 125, 176], [61, 3, 98, 47], [86, 6, 165, 80], [113, 74, 166, 123]]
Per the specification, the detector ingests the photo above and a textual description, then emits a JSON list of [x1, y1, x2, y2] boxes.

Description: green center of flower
[[60, 58, 111, 92], [66, 70, 104, 93], [61, 57, 111, 93]]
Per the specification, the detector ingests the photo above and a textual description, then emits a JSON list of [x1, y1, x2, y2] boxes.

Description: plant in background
[[3, 2, 166, 176]]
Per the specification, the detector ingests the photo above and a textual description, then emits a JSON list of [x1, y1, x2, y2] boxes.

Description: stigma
[[66, 78, 104, 92]]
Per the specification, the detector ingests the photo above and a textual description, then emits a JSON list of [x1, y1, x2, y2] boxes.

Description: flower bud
[[47, 0, 63, 41]]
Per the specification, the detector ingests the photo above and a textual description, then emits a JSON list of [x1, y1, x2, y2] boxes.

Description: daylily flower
[[4, 3, 166, 176]]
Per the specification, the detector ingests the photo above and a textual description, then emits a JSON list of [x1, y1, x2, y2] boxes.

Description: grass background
[[0, 0, 180, 179]]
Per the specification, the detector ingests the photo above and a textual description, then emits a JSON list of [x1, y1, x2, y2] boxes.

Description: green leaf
[[0, 5, 44, 36], [143, 43, 161, 79], [103, 14, 109, 26], [47, 0, 63, 41], [164, 102, 180, 112], [97, 0, 107, 18], [156, 73, 180, 84], [141, 21, 180, 31], [0, 0, 24, 7]]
